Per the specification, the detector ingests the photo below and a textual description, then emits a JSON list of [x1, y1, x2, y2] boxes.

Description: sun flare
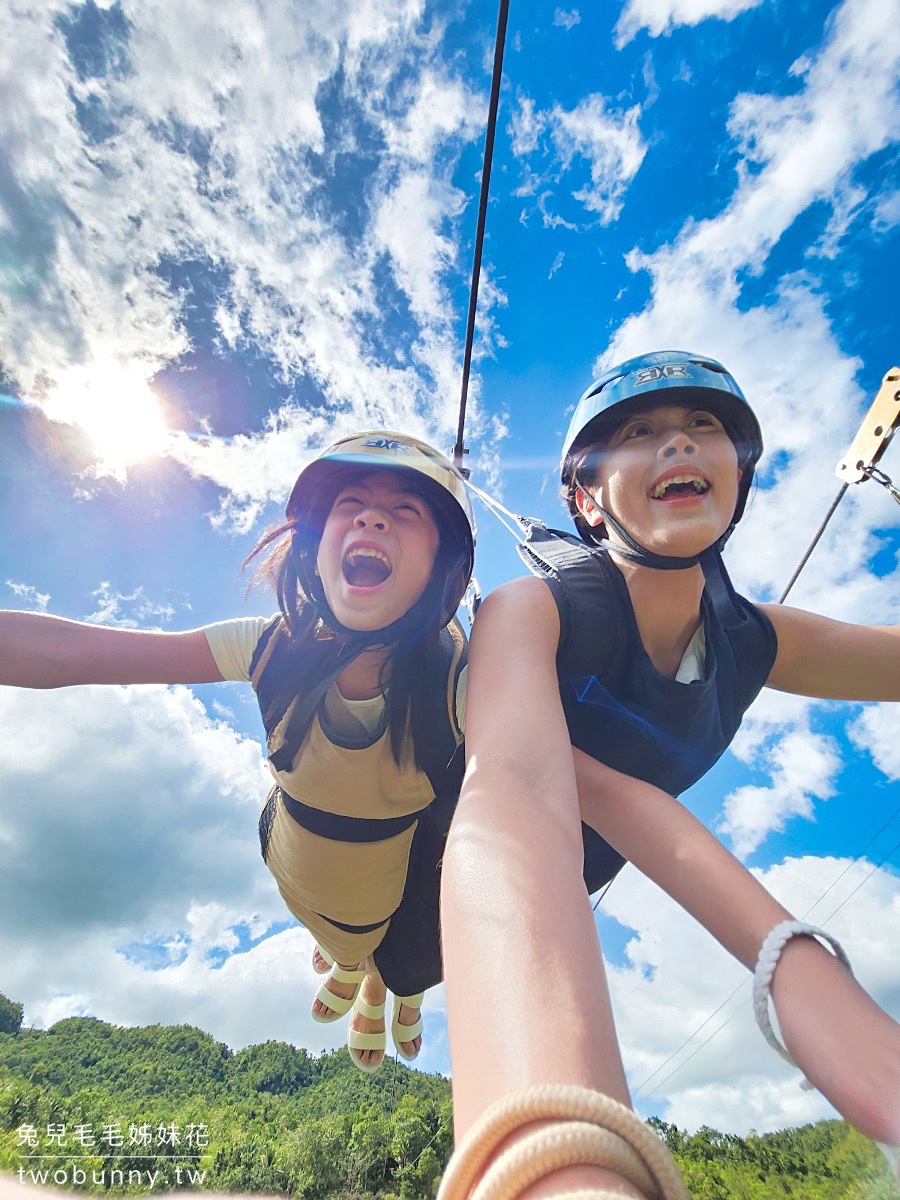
[[42, 362, 169, 477]]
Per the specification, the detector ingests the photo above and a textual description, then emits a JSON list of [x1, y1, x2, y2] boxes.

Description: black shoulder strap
[[250, 617, 370, 773], [515, 519, 604, 583], [516, 519, 619, 682], [415, 619, 467, 831]]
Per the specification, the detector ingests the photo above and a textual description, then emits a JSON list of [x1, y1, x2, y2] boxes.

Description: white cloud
[[603, 854, 900, 1132], [509, 93, 647, 227], [0, 684, 270, 936], [0, 676, 452, 1063], [0, 683, 278, 1029], [616, 0, 764, 47], [553, 9, 581, 31], [509, 95, 545, 158], [618, 0, 900, 290], [5, 581, 50, 611], [718, 726, 841, 857], [550, 97, 647, 224], [872, 187, 900, 233], [0, 0, 494, 519], [83, 582, 182, 628], [849, 702, 900, 780]]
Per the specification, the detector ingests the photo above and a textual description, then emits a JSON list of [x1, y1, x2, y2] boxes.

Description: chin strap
[[592, 505, 734, 573], [593, 506, 723, 571]]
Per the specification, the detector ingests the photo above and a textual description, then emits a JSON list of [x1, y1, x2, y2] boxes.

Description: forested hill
[[0, 992, 897, 1198]]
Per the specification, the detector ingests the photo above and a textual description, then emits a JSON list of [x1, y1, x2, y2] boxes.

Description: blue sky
[[1, 0, 899, 1140]]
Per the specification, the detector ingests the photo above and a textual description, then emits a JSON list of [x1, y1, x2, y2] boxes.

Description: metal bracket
[[836, 366, 900, 484]]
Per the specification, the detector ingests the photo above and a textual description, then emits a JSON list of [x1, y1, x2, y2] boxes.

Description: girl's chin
[[326, 596, 410, 632]]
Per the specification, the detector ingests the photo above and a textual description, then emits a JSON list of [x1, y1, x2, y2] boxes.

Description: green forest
[[0, 991, 896, 1198]]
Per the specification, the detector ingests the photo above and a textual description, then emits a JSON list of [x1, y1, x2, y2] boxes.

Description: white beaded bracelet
[[752, 919, 853, 1080]]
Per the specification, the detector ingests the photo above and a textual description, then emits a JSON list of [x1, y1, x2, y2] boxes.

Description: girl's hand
[[771, 934, 900, 1145]]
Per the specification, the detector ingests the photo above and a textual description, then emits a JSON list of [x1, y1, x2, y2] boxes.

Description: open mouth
[[649, 474, 710, 500], [342, 547, 392, 587]]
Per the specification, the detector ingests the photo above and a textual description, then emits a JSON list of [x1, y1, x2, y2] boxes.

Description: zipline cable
[[453, 0, 510, 474], [777, 483, 848, 603], [364, 8, 511, 1184]]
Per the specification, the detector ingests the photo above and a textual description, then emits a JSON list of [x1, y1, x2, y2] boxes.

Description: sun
[[42, 362, 170, 477]]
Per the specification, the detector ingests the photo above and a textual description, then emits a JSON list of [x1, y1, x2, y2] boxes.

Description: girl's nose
[[354, 507, 388, 531], [660, 430, 697, 459]]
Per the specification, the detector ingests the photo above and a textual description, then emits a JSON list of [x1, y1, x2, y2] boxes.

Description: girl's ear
[[574, 485, 605, 529]]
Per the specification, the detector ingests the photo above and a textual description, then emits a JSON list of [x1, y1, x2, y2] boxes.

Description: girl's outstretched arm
[[0, 611, 223, 688], [441, 577, 648, 1198], [760, 603, 900, 700], [575, 751, 900, 1145]]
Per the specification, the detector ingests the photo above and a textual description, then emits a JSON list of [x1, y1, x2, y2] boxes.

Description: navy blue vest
[[519, 525, 777, 891]]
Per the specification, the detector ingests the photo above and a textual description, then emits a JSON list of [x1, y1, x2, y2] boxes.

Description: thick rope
[[454, 0, 510, 471], [436, 1085, 689, 1200]]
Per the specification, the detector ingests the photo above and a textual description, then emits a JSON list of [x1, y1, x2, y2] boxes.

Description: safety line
[[466, 478, 524, 540], [777, 483, 848, 603], [454, 0, 511, 472]]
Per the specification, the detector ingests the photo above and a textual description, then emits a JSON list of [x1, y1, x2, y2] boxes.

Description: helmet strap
[[591, 505, 707, 571]]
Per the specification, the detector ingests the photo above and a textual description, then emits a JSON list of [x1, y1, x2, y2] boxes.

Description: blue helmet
[[561, 351, 763, 549]]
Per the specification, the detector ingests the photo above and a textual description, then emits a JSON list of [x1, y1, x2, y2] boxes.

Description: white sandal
[[390, 991, 424, 1062], [310, 963, 366, 1024], [348, 993, 386, 1075]]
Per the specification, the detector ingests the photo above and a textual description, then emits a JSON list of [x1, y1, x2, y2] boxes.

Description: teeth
[[650, 474, 709, 499], [346, 547, 390, 567]]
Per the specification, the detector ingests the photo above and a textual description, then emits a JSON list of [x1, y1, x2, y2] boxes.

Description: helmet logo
[[634, 364, 690, 385], [361, 437, 411, 454]]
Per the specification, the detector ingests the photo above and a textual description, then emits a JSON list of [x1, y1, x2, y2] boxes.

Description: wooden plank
[[836, 367, 900, 484]]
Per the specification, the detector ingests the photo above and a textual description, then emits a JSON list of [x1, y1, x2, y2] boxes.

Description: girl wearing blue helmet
[[0, 431, 475, 1075], [439, 354, 900, 1199]]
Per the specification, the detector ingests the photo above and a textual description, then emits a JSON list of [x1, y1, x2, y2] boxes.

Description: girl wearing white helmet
[[440, 353, 900, 1198], [0, 430, 475, 1075]]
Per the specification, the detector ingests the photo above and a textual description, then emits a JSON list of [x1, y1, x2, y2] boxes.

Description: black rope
[[453, 0, 510, 473], [777, 483, 848, 604]]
